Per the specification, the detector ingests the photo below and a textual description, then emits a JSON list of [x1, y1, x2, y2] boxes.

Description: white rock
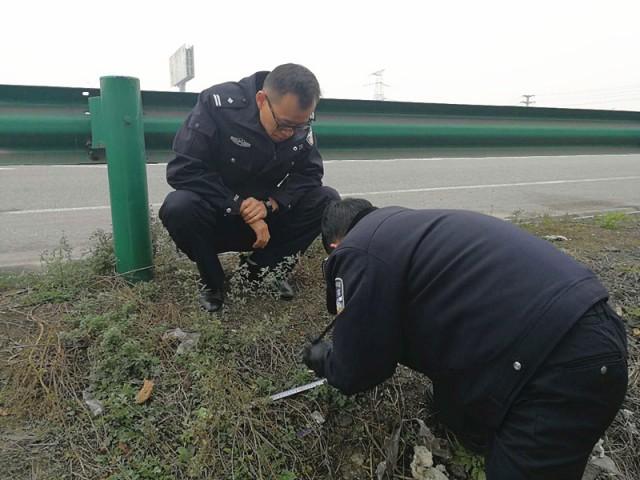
[[411, 446, 449, 479], [82, 389, 103, 417], [311, 410, 325, 425]]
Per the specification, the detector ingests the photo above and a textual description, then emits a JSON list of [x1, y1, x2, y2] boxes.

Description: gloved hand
[[302, 341, 331, 378]]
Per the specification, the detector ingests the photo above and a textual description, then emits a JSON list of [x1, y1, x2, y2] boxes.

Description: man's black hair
[[321, 198, 374, 253], [264, 63, 321, 110]]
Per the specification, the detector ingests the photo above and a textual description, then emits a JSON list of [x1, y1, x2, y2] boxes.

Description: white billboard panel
[[170, 45, 195, 87]]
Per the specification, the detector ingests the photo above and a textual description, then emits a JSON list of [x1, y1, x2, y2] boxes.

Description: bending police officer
[[304, 198, 628, 480]]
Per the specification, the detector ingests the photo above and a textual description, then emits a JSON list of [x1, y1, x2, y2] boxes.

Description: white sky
[[3, 0, 640, 111]]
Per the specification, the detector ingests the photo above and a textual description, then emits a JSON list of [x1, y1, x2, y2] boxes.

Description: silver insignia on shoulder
[[230, 136, 251, 148], [227, 97, 234, 104], [306, 128, 314, 146], [335, 277, 345, 314]]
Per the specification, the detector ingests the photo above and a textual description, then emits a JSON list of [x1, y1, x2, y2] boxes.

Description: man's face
[[256, 90, 315, 143]]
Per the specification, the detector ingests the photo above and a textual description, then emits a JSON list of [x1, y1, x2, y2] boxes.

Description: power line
[[536, 83, 640, 98], [557, 96, 640, 108]]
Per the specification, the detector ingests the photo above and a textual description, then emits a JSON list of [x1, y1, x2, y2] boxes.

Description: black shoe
[[198, 289, 224, 313], [238, 255, 263, 283], [275, 278, 294, 301], [239, 255, 294, 300]]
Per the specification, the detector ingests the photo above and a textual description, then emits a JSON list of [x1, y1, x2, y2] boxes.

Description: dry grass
[[0, 214, 638, 479]]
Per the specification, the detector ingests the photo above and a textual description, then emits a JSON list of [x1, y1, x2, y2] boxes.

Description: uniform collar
[[234, 71, 269, 138], [346, 207, 378, 234]]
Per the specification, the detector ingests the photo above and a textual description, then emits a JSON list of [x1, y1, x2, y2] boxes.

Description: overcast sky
[[3, 0, 640, 111]]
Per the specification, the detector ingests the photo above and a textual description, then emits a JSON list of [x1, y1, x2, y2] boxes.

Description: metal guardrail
[[1, 84, 640, 166], [2, 79, 639, 280]]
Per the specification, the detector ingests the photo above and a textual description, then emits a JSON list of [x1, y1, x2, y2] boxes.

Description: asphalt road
[[1, 153, 639, 269]]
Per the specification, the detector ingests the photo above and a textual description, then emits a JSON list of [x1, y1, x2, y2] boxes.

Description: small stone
[[311, 410, 325, 425]]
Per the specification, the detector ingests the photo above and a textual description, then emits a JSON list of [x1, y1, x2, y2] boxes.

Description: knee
[[297, 185, 341, 215], [319, 185, 341, 203], [159, 190, 203, 230]]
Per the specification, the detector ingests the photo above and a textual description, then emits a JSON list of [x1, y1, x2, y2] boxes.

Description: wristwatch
[[263, 199, 274, 217]]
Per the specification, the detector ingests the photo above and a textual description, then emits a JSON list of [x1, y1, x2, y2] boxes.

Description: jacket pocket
[[559, 352, 622, 372]]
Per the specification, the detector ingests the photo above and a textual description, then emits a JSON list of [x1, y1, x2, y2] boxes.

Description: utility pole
[[520, 94, 536, 107], [366, 69, 390, 101]]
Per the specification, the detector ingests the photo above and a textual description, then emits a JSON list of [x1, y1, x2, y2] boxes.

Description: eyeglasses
[[265, 95, 314, 133]]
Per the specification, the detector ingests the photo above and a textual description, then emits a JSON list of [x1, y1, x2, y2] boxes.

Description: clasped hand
[[240, 197, 277, 249]]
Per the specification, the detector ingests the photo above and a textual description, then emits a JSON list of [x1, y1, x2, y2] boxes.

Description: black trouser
[[485, 301, 628, 479], [159, 186, 339, 291]]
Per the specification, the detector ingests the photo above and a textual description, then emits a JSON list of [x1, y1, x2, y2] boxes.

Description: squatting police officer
[[304, 198, 628, 480], [159, 64, 339, 312]]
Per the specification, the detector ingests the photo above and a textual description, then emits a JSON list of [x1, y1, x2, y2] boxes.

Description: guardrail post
[[89, 76, 153, 282]]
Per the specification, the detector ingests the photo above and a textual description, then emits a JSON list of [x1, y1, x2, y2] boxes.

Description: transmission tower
[[366, 69, 390, 101], [520, 94, 536, 107]]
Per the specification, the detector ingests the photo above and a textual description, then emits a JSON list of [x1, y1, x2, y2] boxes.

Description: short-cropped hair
[[264, 63, 321, 110], [321, 198, 374, 253]]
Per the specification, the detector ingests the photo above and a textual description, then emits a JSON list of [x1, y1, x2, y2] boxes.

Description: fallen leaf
[[385, 424, 402, 475], [416, 419, 437, 448], [0, 408, 10, 416], [118, 442, 131, 456], [632, 328, 640, 338], [135, 379, 154, 404], [376, 424, 403, 480], [415, 419, 451, 460]]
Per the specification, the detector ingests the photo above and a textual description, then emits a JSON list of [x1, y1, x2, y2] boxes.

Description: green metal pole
[[96, 76, 153, 282]]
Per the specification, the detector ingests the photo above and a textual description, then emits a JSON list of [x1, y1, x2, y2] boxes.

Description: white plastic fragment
[[162, 328, 201, 354], [543, 235, 569, 242], [82, 389, 104, 417]]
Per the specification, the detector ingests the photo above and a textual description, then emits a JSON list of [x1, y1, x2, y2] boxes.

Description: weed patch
[[1, 214, 639, 479]]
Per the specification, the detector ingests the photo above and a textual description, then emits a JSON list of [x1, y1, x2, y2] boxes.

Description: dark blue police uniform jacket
[[167, 71, 323, 216], [322, 207, 608, 431]]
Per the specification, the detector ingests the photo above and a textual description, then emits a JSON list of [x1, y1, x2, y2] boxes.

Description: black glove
[[302, 341, 331, 378]]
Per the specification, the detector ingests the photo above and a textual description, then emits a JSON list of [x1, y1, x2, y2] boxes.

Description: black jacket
[[166, 71, 323, 215], [322, 207, 608, 429]]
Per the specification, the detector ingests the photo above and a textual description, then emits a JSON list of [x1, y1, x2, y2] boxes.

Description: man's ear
[[255, 90, 266, 108]]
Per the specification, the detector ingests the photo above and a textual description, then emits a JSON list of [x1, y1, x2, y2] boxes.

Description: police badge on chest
[[335, 277, 345, 314]]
